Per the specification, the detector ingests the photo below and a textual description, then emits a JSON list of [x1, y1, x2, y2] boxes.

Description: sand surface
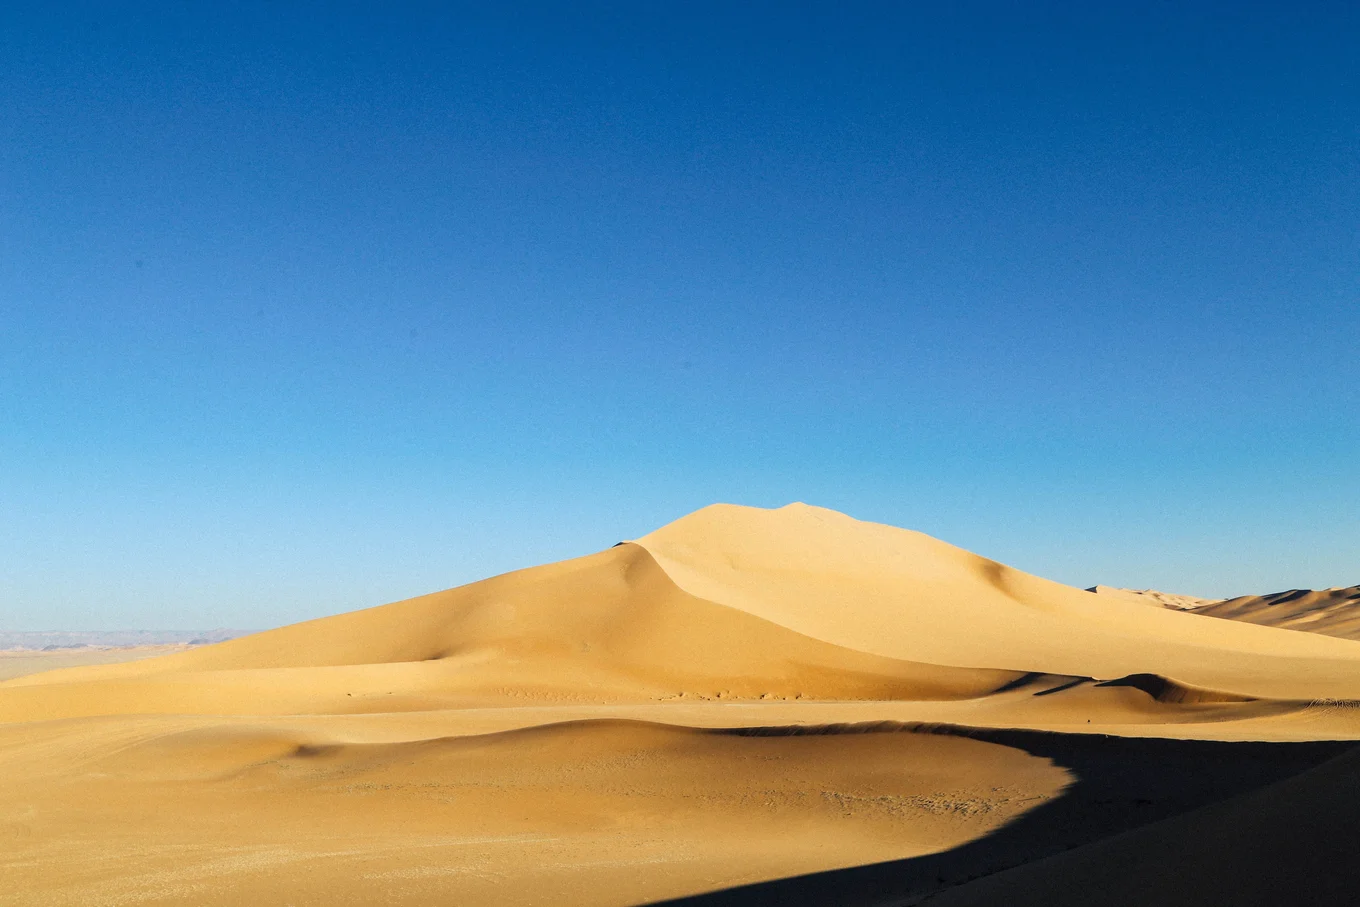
[[3, 503, 1357, 905]]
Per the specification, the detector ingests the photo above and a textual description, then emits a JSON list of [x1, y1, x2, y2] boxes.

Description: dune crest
[[634, 503, 1360, 699]]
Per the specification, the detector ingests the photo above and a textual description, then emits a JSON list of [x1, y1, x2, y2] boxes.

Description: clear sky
[[2, 2, 1357, 630]]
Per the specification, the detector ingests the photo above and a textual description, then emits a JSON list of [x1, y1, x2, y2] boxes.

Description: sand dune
[[0, 542, 1028, 722], [1191, 585, 1360, 641], [636, 505, 1360, 699], [1088, 582, 1360, 642], [2, 503, 1357, 905]]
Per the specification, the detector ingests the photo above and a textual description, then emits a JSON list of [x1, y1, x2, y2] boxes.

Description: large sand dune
[[2, 503, 1357, 905]]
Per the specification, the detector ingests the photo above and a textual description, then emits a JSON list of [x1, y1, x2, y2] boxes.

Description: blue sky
[[2, 2, 1357, 629]]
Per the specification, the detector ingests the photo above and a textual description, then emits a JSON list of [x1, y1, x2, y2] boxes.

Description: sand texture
[[2, 503, 1357, 905]]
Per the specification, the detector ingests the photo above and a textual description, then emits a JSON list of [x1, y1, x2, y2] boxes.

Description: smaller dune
[[1191, 586, 1360, 642], [1087, 584, 1360, 643]]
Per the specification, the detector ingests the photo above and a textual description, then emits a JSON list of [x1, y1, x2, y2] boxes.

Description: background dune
[[1088, 583, 1360, 642], [1191, 586, 1360, 641]]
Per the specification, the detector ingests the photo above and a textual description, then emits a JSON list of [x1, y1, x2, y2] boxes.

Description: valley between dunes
[[3, 503, 1359, 906]]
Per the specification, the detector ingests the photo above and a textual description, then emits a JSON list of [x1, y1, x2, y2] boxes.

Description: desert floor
[[3, 503, 1358, 906]]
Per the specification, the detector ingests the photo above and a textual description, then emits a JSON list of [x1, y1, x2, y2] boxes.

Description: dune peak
[[632, 502, 1360, 700]]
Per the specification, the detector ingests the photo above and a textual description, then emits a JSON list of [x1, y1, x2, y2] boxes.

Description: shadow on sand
[[642, 724, 1355, 907]]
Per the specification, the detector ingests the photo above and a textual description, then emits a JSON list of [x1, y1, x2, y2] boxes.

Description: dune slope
[[0, 543, 1026, 722]]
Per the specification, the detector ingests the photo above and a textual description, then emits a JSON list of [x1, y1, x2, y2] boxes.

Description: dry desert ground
[[3, 503, 1359, 905]]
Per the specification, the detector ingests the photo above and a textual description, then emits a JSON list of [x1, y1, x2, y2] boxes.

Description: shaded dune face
[[647, 730, 1353, 907], [927, 743, 1360, 907]]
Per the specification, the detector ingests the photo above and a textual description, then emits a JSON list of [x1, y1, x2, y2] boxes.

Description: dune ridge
[[635, 504, 1360, 700]]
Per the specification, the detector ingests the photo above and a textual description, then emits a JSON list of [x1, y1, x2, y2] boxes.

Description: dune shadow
[[642, 724, 1355, 907]]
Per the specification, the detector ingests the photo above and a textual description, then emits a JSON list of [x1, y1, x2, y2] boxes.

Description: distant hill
[[0, 629, 254, 651]]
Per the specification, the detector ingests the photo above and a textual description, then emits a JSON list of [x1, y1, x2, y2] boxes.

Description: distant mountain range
[[0, 629, 254, 651]]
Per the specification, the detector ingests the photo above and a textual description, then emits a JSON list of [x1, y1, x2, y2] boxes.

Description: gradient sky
[[2, 2, 1357, 630]]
